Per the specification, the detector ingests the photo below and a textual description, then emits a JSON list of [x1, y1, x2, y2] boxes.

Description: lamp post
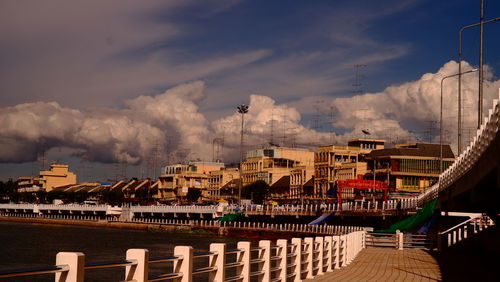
[[440, 68, 478, 173], [237, 104, 249, 204], [458, 17, 500, 147]]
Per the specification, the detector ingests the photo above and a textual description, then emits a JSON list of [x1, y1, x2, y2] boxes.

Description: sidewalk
[[306, 248, 441, 281]]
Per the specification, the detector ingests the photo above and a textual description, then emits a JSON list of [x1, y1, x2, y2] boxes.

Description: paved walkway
[[306, 248, 441, 281]]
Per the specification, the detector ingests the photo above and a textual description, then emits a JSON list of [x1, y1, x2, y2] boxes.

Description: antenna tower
[[352, 64, 367, 94]]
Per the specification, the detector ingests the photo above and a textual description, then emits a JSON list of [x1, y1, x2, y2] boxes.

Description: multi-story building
[[207, 168, 240, 200], [289, 165, 314, 199], [241, 147, 314, 187], [17, 164, 77, 193], [157, 162, 224, 201], [365, 143, 455, 195], [314, 139, 384, 198]]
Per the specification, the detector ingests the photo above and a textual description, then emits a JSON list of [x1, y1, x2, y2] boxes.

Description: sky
[[1, 0, 500, 181]]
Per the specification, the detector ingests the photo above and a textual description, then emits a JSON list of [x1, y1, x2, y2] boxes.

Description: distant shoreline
[[0, 216, 311, 239]]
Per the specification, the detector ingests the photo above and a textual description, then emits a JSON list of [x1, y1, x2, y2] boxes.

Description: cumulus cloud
[[1, 61, 499, 165], [329, 60, 500, 152], [0, 82, 211, 164]]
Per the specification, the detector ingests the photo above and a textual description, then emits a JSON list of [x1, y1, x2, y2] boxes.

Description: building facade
[[289, 165, 314, 199], [365, 143, 455, 195], [314, 139, 384, 198], [17, 164, 77, 193], [157, 162, 224, 201], [241, 147, 314, 187], [207, 168, 240, 200]]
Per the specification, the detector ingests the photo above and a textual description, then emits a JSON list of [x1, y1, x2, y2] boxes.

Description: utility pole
[[478, 0, 484, 129]]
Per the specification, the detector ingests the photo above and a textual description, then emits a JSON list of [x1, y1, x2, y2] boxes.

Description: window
[[402, 176, 419, 187]]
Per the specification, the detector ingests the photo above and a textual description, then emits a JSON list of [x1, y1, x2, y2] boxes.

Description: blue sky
[[0, 0, 499, 181]]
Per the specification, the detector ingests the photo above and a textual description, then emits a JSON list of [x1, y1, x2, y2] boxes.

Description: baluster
[[173, 246, 193, 282], [125, 249, 149, 282], [55, 252, 85, 282], [209, 243, 226, 282]]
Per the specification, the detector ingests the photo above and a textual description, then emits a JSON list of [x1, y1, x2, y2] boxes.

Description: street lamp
[[440, 68, 478, 173], [237, 104, 249, 204], [458, 16, 500, 149]]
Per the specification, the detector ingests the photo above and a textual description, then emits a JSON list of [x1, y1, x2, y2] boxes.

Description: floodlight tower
[[237, 104, 249, 204]]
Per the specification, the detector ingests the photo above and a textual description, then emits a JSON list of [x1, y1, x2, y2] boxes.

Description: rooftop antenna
[[312, 100, 324, 146], [212, 137, 224, 162], [424, 120, 437, 143], [281, 108, 287, 147], [269, 109, 275, 146], [352, 64, 367, 94]]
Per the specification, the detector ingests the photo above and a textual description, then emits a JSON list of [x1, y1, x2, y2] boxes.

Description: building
[[241, 146, 314, 187], [157, 162, 224, 201], [289, 165, 314, 199], [17, 164, 77, 193], [365, 143, 455, 196], [314, 139, 384, 198], [207, 168, 240, 200]]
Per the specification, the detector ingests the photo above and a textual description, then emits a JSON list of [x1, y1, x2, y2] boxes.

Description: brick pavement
[[306, 248, 441, 282]]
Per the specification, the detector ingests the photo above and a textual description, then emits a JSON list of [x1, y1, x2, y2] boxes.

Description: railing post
[[437, 232, 443, 251], [304, 237, 314, 279], [209, 243, 226, 282], [125, 249, 149, 282], [291, 238, 302, 282], [174, 246, 193, 282], [55, 252, 85, 282], [324, 236, 333, 272], [259, 240, 272, 282], [332, 236, 339, 269], [315, 237, 324, 275], [277, 239, 288, 282], [237, 241, 251, 282], [396, 230, 403, 250], [338, 235, 346, 267]]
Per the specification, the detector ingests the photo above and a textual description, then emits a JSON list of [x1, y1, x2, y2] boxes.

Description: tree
[[242, 180, 269, 204]]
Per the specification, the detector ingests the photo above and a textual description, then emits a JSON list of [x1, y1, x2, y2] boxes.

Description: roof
[[366, 143, 455, 159], [269, 176, 290, 193]]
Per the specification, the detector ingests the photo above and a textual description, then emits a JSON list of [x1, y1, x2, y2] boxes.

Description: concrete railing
[[0, 199, 420, 220], [127, 217, 367, 235], [419, 89, 500, 206], [236, 199, 419, 214], [0, 231, 366, 281], [437, 216, 494, 251], [130, 205, 219, 215]]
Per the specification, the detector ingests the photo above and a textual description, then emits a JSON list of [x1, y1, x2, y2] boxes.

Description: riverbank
[[0, 216, 351, 239]]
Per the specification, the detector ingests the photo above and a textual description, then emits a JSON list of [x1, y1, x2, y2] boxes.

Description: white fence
[[419, 90, 500, 205], [437, 216, 494, 250], [0, 199, 420, 220], [0, 231, 366, 281]]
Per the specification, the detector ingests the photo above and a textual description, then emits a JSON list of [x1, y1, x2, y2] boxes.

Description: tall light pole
[[237, 104, 249, 204], [458, 16, 500, 147], [440, 68, 478, 173]]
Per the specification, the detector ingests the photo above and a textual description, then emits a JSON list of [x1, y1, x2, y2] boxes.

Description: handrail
[[439, 216, 479, 234], [149, 272, 183, 281], [149, 255, 183, 263], [84, 259, 137, 269], [0, 231, 367, 281], [0, 265, 69, 278]]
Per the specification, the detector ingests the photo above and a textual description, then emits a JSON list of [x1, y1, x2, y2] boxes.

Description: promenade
[[306, 248, 441, 281]]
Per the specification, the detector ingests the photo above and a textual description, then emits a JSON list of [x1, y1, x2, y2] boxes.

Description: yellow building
[[289, 165, 314, 199], [241, 147, 314, 187], [158, 162, 224, 200], [314, 139, 384, 198], [207, 168, 240, 200], [365, 143, 455, 195], [17, 164, 77, 193]]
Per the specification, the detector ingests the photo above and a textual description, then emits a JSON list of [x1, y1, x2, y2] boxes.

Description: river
[[0, 221, 253, 281]]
